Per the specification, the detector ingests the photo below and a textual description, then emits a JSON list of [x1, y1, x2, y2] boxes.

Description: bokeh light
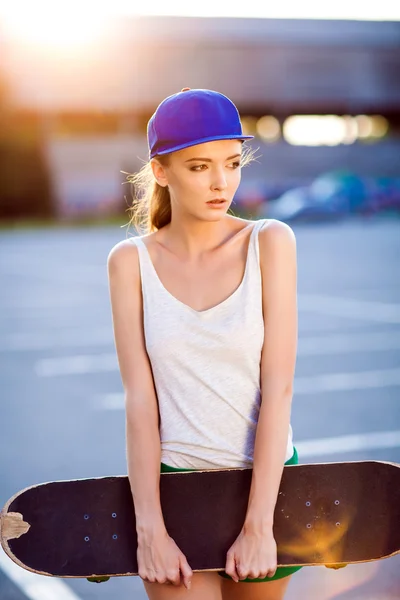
[[241, 116, 259, 136], [256, 115, 281, 142], [282, 114, 389, 146]]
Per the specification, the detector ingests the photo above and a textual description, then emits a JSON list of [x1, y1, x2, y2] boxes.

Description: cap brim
[[151, 134, 254, 158]]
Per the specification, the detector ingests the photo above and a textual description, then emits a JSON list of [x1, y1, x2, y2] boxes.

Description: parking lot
[[0, 215, 399, 600]]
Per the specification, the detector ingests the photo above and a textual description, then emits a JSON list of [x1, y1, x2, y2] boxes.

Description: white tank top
[[131, 218, 294, 469]]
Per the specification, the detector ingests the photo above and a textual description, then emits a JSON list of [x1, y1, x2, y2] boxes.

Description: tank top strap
[[131, 234, 148, 263], [129, 235, 160, 293], [247, 217, 268, 271]]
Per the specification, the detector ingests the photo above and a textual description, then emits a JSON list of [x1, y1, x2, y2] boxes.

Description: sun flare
[[1, 6, 107, 50]]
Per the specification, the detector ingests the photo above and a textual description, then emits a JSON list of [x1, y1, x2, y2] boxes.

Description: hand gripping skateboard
[[1, 461, 399, 583]]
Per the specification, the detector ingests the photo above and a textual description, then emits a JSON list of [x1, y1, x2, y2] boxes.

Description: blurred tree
[[0, 73, 54, 220]]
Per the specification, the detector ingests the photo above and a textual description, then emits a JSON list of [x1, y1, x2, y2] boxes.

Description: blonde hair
[[123, 143, 257, 235]]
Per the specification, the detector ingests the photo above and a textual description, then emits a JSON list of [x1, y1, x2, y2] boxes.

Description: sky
[[0, 0, 399, 21]]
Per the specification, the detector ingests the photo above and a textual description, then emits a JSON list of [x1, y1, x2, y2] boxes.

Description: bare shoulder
[[259, 218, 296, 245], [107, 237, 139, 277], [258, 219, 297, 269]]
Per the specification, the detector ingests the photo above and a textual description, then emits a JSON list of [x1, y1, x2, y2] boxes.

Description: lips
[[207, 199, 227, 204]]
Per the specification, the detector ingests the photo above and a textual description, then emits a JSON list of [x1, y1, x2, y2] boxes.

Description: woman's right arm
[[107, 240, 192, 589]]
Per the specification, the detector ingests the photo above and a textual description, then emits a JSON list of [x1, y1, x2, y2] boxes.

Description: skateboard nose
[[0, 512, 30, 541]]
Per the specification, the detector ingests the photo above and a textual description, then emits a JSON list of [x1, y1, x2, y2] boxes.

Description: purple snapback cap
[[147, 88, 253, 158]]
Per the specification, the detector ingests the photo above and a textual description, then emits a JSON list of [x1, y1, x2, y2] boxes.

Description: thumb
[[225, 551, 239, 583], [179, 554, 193, 590]]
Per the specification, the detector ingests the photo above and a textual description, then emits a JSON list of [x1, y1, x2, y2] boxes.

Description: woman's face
[[151, 139, 243, 221]]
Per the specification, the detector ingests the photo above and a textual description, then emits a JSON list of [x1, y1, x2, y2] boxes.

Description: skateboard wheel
[[87, 576, 111, 583]]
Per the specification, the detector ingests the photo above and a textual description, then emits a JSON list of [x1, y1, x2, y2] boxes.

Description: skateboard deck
[[1, 460, 399, 581]]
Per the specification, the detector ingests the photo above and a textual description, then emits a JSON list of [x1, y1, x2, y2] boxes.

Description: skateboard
[[1, 460, 399, 583]]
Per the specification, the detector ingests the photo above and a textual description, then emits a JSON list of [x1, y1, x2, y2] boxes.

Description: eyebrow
[[185, 153, 241, 163]]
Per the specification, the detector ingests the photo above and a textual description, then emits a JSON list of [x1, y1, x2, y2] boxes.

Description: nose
[[210, 167, 228, 192]]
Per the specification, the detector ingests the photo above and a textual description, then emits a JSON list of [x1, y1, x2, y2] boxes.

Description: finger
[[237, 564, 249, 581], [166, 569, 181, 586], [267, 566, 277, 578], [138, 570, 154, 583], [146, 567, 157, 584], [179, 555, 193, 590], [225, 552, 239, 583]]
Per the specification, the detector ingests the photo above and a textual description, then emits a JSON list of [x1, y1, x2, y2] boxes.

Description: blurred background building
[[0, 15, 399, 220]]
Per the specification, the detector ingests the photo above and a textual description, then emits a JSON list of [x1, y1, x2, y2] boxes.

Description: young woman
[[107, 89, 301, 600]]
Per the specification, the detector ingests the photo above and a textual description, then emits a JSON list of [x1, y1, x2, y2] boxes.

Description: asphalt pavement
[[0, 215, 399, 600]]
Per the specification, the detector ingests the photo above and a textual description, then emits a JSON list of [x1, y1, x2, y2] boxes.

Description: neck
[[160, 215, 234, 260]]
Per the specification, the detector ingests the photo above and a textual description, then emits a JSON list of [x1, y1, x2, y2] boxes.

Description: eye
[[189, 161, 241, 172]]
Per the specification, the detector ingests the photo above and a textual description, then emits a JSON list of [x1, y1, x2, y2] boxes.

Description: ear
[[150, 159, 168, 188]]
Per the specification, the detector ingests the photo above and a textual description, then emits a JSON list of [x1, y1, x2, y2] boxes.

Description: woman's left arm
[[244, 219, 298, 530], [225, 219, 298, 582]]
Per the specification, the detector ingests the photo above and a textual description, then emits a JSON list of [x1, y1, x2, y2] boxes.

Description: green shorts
[[160, 447, 303, 583]]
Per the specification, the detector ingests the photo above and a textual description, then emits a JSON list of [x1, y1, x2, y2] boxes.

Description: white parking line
[[91, 385, 400, 458], [296, 430, 400, 457], [6, 329, 400, 354], [36, 352, 400, 388], [3, 329, 113, 351], [0, 264, 107, 287], [90, 395, 400, 458], [92, 393, 125, 410], [94, 367, 400, 411], [33, 326, 400, 376], [294, 367, 400, 394], [0, 548, 81, 600], [298, 331, 400, 355], [299, 294, 400, 324], [35, 354, 117, 377]]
